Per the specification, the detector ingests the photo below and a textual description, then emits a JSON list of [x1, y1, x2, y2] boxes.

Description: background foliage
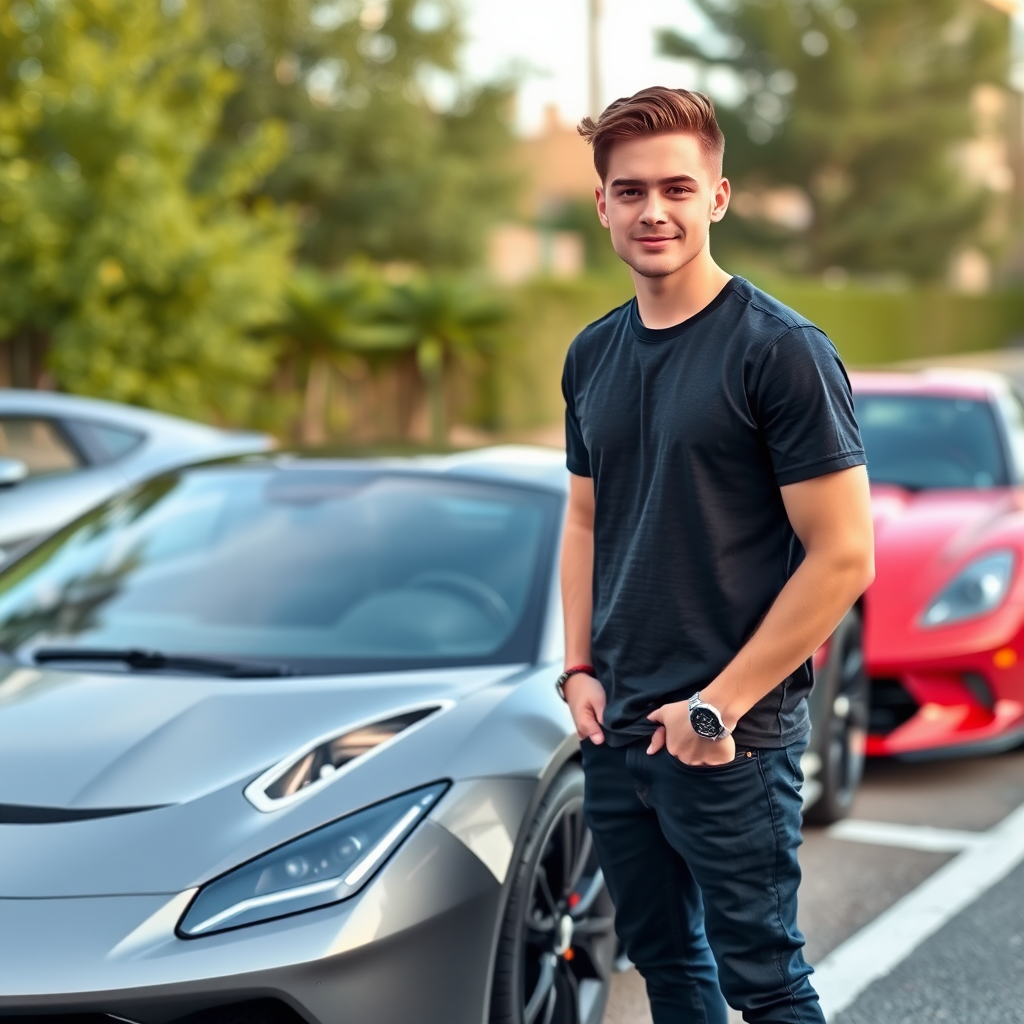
[[661, 0, 1011, 280], [489, 270, 1024, 435], [1, 0, 1023, 444], [205, 0, 518, 268], [0, 0, 516, 433], [0, 0, 294, 422]]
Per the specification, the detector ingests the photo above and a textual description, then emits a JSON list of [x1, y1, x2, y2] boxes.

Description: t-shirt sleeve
[[561, 351, 592, 477], [753, 326, 866, 487]]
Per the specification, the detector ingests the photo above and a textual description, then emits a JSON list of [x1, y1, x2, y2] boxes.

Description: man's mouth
[[635, 236, 678, 245]]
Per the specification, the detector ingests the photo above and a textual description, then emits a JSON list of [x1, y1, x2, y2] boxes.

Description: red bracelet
[[564, 664, 594, 677]]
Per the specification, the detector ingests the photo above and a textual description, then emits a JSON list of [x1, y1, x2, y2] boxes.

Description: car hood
[[0, 662, 522, 810], [867, 485, 1024, 661], [0, 660, 569, 896]]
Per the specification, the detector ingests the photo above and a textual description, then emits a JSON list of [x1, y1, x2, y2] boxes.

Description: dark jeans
[[580, 738, 824, 1024]]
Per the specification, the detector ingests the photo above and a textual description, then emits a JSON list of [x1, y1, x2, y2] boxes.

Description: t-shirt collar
[[629, 277, 741, 344]]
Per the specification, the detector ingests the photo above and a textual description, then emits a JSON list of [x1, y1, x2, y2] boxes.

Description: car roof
[[217, 445, 571, 495], [849, 369, 1009, 402], [0, 388, 265, 443]]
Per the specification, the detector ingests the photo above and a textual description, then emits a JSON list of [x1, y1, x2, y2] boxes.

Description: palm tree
[[377, 274, 507, 446], [268, 266, 408, 444]]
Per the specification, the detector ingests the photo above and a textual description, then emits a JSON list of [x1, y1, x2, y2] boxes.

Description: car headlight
[[179, 783, 447, 937], [921, 551, 1015, 628]]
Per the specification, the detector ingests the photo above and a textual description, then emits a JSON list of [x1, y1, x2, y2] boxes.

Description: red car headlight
[[920, 550, 1015, 628]]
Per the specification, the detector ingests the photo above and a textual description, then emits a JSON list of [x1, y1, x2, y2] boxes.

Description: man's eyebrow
[[609, 175, 698, 187]]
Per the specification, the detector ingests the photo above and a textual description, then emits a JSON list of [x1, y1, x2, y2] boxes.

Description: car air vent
[[868, 677, 919, 735], [0, 802, 164, 825], [244, 702, 451, 812]]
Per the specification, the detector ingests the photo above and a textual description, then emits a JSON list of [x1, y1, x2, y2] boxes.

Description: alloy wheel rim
[[521, 798, 615, 1024]]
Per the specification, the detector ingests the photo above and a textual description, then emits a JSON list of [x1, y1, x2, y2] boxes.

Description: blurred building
[[488, 224, 584, 285], [516, 105, 600, 220], [488, 105, 595, 284], [952, 82, 1017, 292]]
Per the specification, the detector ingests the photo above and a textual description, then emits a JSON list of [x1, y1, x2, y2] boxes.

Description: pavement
[[834, 858, 1024, 1024], [601, 746, 1024, 1023]]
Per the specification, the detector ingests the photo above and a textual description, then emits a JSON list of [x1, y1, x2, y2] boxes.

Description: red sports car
[[853, 369, 1024, 758]]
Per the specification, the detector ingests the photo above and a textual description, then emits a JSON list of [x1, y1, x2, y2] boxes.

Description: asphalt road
[[602, 746, 1024, 1023]]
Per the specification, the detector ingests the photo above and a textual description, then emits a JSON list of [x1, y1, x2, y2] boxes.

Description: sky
[[460, 0, 710, 135], [460, 2, 1024, 134]]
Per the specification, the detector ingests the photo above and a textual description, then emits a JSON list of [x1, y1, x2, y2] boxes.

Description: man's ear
[[595, 186, 610, 229], [710, 177, 731, 223]]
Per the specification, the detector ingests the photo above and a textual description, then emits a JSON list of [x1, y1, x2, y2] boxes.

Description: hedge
[[492, 271, 1024, 432]]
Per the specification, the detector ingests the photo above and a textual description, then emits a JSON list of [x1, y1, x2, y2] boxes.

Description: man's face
[[596, 132, 730, 279]]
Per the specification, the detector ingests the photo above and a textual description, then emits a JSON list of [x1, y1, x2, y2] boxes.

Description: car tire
[[804, 608, 869, 825], [490, 764, 616, 1024]]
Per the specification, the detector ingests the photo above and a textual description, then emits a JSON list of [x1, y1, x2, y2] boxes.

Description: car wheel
[[490, 764, 616, 1024], [804, 608, 869, 825]]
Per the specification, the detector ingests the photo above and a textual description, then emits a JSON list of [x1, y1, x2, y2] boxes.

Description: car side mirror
[[0, 457, 28, 487]]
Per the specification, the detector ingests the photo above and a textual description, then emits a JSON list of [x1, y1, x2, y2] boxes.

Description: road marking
[[827, 818, 987, 853], [815, 800, 1024, 1020]]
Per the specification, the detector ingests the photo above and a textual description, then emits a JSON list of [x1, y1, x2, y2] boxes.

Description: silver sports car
[[0, 389, 273, 561], [0, 447, 861, 1024]]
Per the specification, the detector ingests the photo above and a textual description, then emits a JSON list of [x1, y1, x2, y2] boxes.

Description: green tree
[[377, 273, 506, 445], [660, 0, 1010, 279], [0, 0, 294, 423], [206, 0, 519, 269]]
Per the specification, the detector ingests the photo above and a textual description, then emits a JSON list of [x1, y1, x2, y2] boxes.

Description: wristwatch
[[556, 664, 594, 701], [688, 692, 731, 741]]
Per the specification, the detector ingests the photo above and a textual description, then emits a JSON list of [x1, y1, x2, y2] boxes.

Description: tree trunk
[[417, 338, 446, 448], [426, 363, 446, 448], [302, 355, 331, 446], [8, 330, 48, 389]]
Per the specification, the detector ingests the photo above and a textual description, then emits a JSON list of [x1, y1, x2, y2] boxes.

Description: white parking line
[[815, 800, 1024, 1020], [827, 818, 987, 853]]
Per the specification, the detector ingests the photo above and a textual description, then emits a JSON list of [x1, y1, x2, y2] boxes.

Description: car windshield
[[856, 393, 1008, 490], [0, 465, 560, 675]]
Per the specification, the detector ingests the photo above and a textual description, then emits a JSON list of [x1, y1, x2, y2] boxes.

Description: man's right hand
[[564, 672, 606, 745]]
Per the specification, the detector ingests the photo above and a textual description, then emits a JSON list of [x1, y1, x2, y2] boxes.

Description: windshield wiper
[[31, 647, 292, 678]]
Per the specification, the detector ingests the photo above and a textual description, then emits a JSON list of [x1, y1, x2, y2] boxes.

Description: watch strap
[[556, 664, 594, 701]]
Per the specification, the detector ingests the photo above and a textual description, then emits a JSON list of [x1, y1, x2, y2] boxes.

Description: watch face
[[690, 707, 721, 739]]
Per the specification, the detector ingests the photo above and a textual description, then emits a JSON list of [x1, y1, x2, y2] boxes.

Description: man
[[558, 87, 874, 1023]]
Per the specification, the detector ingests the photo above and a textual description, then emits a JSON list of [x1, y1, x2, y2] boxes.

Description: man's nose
[[639, 196, 668, 224]]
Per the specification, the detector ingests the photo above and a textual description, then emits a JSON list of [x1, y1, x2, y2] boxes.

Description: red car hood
[[867, 485, 1024, 665]]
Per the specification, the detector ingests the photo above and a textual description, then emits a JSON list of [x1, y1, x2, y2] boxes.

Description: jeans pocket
[[784, 740, 808, 782], [667, 749, 759, 774]]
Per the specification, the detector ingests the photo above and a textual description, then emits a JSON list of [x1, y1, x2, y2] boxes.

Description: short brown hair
[[578, 87, 725, 182]]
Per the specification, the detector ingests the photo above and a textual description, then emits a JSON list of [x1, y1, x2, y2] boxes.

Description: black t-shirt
[[562, 276, 866, 748]]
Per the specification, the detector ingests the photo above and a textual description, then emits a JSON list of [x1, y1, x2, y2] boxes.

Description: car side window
[[1001, 391, 1024, 483], [91, 424, 144, 460], [60, 419, 145, 465], [0, 417, 81, 477]]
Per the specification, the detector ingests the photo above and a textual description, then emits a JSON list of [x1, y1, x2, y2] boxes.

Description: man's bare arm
[[560, 473, 606, 744], [649, 465, 874, 763]]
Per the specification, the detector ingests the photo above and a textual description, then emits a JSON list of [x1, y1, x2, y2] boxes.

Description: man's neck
[[632, 248, 733, 331]]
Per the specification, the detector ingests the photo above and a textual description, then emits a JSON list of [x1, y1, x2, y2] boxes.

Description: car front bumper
[[0, 821, 501, 1024], [867, 640, 1024, 758]]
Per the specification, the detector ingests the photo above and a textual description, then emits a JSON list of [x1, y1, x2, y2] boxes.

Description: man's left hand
[[646, 702, 736, 765]]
